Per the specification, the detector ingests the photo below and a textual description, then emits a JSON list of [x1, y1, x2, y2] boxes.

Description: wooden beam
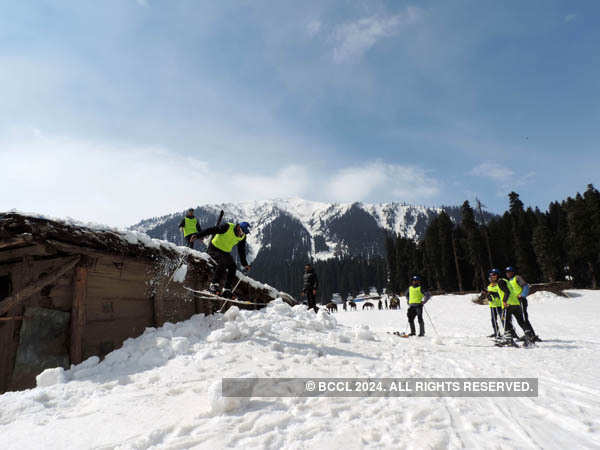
[[0, 316, 22, 322], [0, 255, 81, 316], [70, 265, 88, 365], [0, 236, 33, 250]]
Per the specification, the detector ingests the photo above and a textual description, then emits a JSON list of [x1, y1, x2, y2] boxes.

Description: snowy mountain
[[131, 198, 444, 262]]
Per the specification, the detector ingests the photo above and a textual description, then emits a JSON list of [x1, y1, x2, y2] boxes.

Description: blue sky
[[1, 0, 599, 226]]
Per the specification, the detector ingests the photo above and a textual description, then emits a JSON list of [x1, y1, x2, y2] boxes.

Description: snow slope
[[1, 291, 599, 449]]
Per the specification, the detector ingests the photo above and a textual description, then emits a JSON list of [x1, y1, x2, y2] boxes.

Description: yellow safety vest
[[506, 277, 523, 306], [487, 282, 505, 308], [211, 223, 245, 253], [409, 286, 424, 304], [183, 217, 198, 237]]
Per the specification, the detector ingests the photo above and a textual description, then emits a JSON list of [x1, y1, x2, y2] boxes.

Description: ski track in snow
[[1, 290, 600, 449]]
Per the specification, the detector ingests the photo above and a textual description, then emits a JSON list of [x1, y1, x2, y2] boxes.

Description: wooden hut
[[0, 213, 293, 393]]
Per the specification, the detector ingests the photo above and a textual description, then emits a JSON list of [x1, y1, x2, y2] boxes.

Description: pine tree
[[508, 192, 537, 280], [532, 220, 559, 282], [566, 193, 598, 288], [460, 201, 487, 290]]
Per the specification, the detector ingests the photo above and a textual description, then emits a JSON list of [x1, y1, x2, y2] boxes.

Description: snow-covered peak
[[130, 198, 443, 262]]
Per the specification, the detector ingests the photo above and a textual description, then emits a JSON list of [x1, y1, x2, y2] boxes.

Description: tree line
[[252, 255, 387, 304], [386, 184, 600, 294]]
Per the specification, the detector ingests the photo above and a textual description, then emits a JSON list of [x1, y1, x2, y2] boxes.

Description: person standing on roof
[[302, 263, 319, 313], [404, 275, 431, 336], [197, 221, 251, 297], [179, 208, 202, 249]]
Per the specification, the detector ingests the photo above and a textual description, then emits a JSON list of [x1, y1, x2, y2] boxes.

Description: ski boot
[[221, 289, 233, 299], [521, 331, 536, 348], [495, 333, 519, 348], [208, 283, 220, 294]]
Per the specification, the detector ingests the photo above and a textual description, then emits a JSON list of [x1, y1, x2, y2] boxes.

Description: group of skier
[[179, 209, 541, 345], [485, 267, 540, 345]]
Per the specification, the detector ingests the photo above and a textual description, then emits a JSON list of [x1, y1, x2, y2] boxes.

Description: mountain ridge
[[129, 197, 445, 262]]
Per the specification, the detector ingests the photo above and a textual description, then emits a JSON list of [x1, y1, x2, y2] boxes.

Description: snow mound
[[528, 290, 566, 304], [35, 299, 339, 388]]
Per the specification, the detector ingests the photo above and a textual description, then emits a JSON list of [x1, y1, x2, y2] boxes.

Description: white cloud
[[326, 161, 439, 202], [332, 7, 422, 62], [469, 162, 514, 182], [469, 161, 535, 191], [0, 132, 311, 227], [0, 132, 441, 227], [307, 20, 322, 37], [565, 14, 577, 23]]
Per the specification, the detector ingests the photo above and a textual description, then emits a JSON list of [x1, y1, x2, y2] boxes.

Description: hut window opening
[[0, 274, 12, 302]]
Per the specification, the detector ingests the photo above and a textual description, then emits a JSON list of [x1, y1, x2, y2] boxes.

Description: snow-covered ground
[[1, 291, 599, 449]]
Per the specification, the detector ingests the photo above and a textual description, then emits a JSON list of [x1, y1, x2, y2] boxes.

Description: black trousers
[[304, 289, 318, 313], [490, 307, 502, 336], [521, 298, 537, 336], [208, 245, 237, 290], [504, 304, 533, 336], [184, 233, 198, 249], [407, 304, 424, 335]]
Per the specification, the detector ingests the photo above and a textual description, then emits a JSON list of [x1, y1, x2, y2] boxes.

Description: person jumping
[[197, 221, 251, 298]]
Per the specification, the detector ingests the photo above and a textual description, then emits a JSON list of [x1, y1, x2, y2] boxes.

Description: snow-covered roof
[[0, 211, 211, 262]]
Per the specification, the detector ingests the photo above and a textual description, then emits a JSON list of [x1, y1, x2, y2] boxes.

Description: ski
[[184, 286, 269, 306], [387, 331, 411, 338], [494, 338, 520, 348]]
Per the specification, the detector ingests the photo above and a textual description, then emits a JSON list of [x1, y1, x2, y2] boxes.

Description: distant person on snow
[[405, 276, 431, 336], [197, 221, 251, 298], [179, 208, 202, 249], [505, 266, 540, 342], [302, 263, 319, 313]]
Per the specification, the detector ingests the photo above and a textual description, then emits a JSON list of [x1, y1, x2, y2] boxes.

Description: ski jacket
[[198, 223, 248, 266], [179, 216, 201, 236], [303, 269, 318, 291]]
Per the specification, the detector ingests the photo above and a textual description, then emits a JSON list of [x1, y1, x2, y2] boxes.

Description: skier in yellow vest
[[197, 221, 251, 297], [505, 266, 540, 342], [404, 275, 431, 336], [178, 208, 202, 249], [484, 268, 509, 338]]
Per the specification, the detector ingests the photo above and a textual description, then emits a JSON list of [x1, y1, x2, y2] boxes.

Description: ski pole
[[219, 267, 249, 313], [423, 305, 440, 338]]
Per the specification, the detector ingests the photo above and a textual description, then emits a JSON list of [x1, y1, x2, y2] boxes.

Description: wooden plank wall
[[0, 244, 76, 392], [0, 241, 282, 392]]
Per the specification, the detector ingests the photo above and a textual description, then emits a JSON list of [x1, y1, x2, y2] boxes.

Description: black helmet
[[505, 266, 516, 273], [489, 268, 501, 276], [411, 275, 422, 282]]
